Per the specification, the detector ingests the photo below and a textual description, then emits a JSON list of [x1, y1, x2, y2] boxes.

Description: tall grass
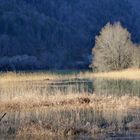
[[0, 72, 140, 138], [0, 69, 140, 83], [1, 94, 140, 138], [0, 71, 79, 82], [80, 69, 140, 80]]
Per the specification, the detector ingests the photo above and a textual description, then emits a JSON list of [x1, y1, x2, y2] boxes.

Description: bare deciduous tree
[[91, 22, 133, 71], [132, 45, 140, 68]]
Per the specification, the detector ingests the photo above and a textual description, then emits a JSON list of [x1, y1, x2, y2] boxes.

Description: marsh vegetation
[[0, 72, 140, 140]]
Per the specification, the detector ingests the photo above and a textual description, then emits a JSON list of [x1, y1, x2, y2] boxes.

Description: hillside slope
[[0, 0, 139, 70]]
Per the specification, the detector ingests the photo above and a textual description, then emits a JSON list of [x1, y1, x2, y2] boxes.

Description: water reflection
[[94, 79, 140, 96], [0, 79, 140, 101], [0, 79, 94, 101]]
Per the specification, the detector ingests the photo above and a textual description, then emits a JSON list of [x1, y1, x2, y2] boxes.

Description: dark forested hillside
[[0, 0, 140, 70]]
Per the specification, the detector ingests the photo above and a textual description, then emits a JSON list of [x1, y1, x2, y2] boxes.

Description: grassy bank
[[79, 69, 140, 80], [0, 69, 140, 83]]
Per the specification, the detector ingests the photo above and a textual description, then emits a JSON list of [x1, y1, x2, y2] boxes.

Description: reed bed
[[0, 68, 140, 83], [0, 71, 140, 139], [0, 92, 140, 112], [0, 71, 79, 82], [1, 94, 140, 138], [79, 69, 140, 80]]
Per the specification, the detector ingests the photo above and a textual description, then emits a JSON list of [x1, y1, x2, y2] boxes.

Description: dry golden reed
[[79, 68, 140, 80], [0, 68, 140, 83]]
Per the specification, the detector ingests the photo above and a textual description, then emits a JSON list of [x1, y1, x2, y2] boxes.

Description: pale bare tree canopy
[[132, 45, 140, 68], [91, 22, 139, 71]]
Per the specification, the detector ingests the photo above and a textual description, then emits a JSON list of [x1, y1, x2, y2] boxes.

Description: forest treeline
[[0, 0, 140, 70]]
